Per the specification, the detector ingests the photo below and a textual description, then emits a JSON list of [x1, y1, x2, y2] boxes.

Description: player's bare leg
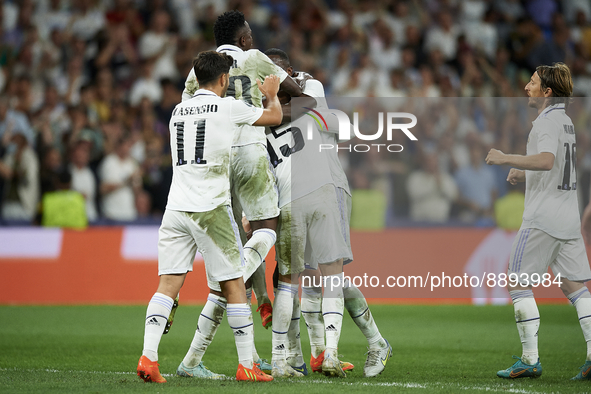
[[319, 259, 346, 377], [497, 284, 542, 379], [138, 274, 186, 383], [271, 272, 303, 377], [560, 278, 591, 380]]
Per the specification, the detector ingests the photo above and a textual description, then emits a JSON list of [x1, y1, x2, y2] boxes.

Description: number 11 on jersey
[[174, 120, 207, 166]]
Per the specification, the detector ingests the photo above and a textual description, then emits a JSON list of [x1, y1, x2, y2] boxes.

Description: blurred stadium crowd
[[0, 0, 590, 227]]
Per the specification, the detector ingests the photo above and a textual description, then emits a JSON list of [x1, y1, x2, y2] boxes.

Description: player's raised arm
[[264, 48, 317, 121], [485, 149, 554, 171], [253, 75, 282, 126]]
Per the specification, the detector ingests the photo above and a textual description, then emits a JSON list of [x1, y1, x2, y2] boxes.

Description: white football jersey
[[266, 115, 333, 208], [522, 103, 580, 239], [295, 74, 351, 196], [182, 45, 288, 146], [167, 89, 263, 212]]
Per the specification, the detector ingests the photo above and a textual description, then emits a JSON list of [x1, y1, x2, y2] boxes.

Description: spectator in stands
[[99, 133, 141, 221], [154, 79, 179, 125], [137, 9, 177, 81], [424, 10, 460, 62], [69, 0, 105, 42], [39, 147, 63, 196], [129, 60, 162, 107], [407, 150, 458, 223], [0, 126, 39, 221], [141, 136, 171, 215], [454, 139, 497, 223], [70, 139, 98, 222]]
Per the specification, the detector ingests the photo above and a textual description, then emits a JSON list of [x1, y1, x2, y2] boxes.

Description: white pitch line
[[295, 379, 540, 394], [0, 367, 545, 393]]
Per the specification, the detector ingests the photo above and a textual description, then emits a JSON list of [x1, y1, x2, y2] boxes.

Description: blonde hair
[[536, 63, 573, 105]]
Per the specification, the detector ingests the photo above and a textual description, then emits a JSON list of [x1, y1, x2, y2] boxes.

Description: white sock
[[287, 295, 304, 366], [251, 261, 271, 306], [142, 293, 173, 362], [182, 294, 226, 368], [245, 288, 260, 361], [272, 281, 297, 362], [343, 278, 385, 350], [322, 272, 344, 352], [510, 290, 539, 365], [244, 229, 276, 278], [301, 285, 325, 358], [227, 303, 254, 369], [568, 287, 591, 361]]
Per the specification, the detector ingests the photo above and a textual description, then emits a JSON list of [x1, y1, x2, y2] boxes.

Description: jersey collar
[[193, 89, 219, 98], [217, 44, 242, 53], [537, 103, 565, 120]]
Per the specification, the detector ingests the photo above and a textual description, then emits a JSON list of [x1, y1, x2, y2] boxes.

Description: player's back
[[221, 46, 287, 108], [297, 74, 351, 196], [166, 91, 238, 213], [267, 116, 333, 208], [183, 46, 287, 147], [523, 103, 579, 239]]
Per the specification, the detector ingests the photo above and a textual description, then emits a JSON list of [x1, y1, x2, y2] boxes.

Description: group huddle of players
[[135, 10, 391, 383], [136, 9, 591, 384]]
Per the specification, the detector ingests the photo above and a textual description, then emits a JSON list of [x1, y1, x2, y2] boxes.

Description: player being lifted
[[136, 51, 282, 383], [486, 63, 591, 380], [264, 76, 346, 378], [266, 48, 392, 378], [177, 10, 315, 377]]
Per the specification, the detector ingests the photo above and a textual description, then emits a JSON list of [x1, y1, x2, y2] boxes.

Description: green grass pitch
[[0, 304, 588, 393]]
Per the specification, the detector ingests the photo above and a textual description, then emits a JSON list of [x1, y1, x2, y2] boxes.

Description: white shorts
[[335, 187, 353, 265], [230, 143, 280, 223], [508, 228, 591, 284], [276, 184, 351, 276], [158, 207, 245, 285]]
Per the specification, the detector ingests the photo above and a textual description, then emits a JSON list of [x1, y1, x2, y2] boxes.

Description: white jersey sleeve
[[230, 99, 264, 125]]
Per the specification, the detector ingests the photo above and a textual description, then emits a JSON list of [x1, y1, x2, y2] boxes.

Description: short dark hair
[[265, 48, 290, 65], [536, 63, 573, 102], [214, 11, 246, 47], [192, 51, 234, 86]]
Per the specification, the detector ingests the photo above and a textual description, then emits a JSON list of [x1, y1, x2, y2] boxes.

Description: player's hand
[[485, 149, 506, 166], [296, 72, 314, 89], [506, 168, 525, 185], [241, 216, 253, 240], [257, 75, 280, 99]]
